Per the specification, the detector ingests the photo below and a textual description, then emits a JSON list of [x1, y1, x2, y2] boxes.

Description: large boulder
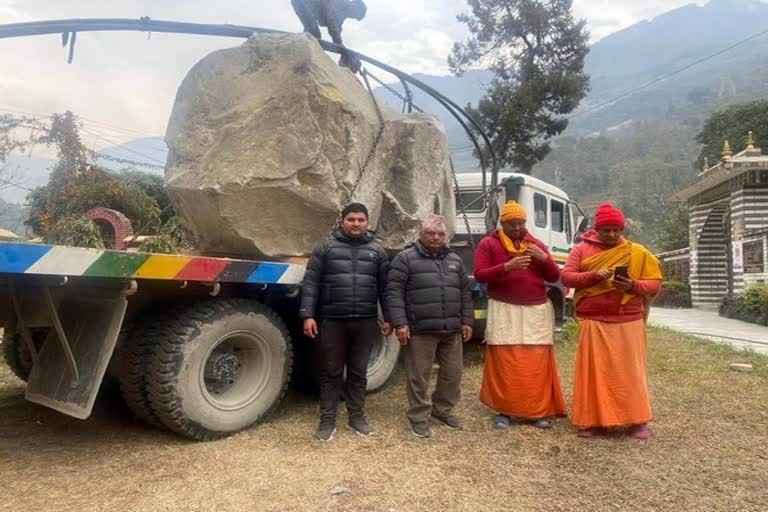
[[165, 33, 455, 259]]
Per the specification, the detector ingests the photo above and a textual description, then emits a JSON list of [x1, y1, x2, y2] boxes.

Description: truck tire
[[365, 331, 401, 393], [117, 320, 166, 428], [1, 330, 46, 382], [146, 299, 293, 441]]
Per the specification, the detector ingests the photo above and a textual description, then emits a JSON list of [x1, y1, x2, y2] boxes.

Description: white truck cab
[[452, 172, 586, 322]]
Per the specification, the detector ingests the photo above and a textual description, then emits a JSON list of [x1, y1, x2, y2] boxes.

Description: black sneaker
[[315, 420, 336, 442], [410, 421, 432, 438], [431, 414, 463, 430], [348, 416, 374, 436]]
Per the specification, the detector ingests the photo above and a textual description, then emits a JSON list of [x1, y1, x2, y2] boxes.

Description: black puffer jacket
[[299, 229, 388, 320], [387, 241, 473, 333]]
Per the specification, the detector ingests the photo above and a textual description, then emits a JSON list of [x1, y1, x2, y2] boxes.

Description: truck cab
[[452, 172, 586, 324]]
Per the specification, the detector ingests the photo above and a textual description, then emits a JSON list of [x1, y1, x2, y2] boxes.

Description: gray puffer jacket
[[386, 241, 473, 333]]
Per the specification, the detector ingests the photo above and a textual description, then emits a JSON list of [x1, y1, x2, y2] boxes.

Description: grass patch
[[0, 328, 766, 511]]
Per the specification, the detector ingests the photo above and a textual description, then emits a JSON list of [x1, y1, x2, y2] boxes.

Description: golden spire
[[722, 140, 733, 161], [702, 156, 709, 172], [746, 131, 756, 150]]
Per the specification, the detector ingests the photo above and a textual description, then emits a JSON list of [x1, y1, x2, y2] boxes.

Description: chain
[[328, 68, 387, 238], [449, 156, 476, 252], [365, 70, 424, 114]]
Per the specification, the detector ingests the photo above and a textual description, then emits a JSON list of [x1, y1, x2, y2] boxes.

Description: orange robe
[[480, 344, 566, 419], [561, 232, 662, 428]]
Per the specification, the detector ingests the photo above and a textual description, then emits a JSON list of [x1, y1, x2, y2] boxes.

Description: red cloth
[[561, 231, 661, 323], [594, 203, 626, 230], [474, 230, 560, 306]]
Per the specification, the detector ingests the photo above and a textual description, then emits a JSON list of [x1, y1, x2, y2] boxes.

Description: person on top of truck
[[473, 201, 566, 430], [300, 202, 392, 442], [386, 214, 473, 439], [290, 0, 367, 72]]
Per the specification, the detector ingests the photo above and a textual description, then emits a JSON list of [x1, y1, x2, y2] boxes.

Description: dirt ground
[[1, 328, 767, 512]]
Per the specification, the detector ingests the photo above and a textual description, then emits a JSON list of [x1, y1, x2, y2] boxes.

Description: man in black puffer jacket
[[387, 214, 473, 438], [300, 202, 391, 442]]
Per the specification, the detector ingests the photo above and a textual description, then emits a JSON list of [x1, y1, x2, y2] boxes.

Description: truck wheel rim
[[200, 330, 271, 411]]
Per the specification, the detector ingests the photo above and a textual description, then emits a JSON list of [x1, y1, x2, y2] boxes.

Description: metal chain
[[365, 70, 424, 114], [449, 156, 476, 252], [328, 68, 387, 238]]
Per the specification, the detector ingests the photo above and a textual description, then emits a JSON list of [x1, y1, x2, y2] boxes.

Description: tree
[[653, 201, 689, 252], [449, 0, 590, 173], [695, 100, 768, 168]]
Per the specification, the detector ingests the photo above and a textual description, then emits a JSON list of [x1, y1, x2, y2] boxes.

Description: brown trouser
[[403, 333, 463, 423]]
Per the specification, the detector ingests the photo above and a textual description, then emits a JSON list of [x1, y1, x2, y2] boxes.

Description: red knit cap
[[594, 203, 626, 230]]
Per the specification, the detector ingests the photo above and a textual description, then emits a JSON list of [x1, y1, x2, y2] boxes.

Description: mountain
[[0, 153, 54, 204], [95, 136, 167, 175]]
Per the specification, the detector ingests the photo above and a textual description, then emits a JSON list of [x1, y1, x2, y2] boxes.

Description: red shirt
[[561, 231, 662, 323], [473, 231, 560, 305]]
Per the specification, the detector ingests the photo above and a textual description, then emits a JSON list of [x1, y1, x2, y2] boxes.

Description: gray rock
[[165, 33, 455, 258], [329, 485, 349, 496]]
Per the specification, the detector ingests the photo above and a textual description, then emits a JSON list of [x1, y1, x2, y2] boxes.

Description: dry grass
[[1, 328, 767, 512]]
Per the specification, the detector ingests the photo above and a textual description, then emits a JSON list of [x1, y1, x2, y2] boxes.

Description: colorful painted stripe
[[0, 242, 305, 285]]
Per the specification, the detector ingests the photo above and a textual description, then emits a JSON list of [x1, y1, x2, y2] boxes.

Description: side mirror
[[574, 216, 590, 243]]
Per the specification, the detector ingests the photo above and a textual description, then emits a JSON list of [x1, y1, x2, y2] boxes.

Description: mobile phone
[[614, 266, 629, 279]]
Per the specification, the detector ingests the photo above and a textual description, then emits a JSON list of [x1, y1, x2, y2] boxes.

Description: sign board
[[732, 241, 743, 273], [743, 239, 765, 274]]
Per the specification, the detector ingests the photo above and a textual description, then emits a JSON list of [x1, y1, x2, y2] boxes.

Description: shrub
[[655, 280, 692, 308], [44, 215, 106, 249], [720, 284, 768, 326]]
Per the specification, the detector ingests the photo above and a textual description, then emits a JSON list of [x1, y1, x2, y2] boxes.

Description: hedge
[[720, 284, 768, 326], [654, 280, 692, 308]]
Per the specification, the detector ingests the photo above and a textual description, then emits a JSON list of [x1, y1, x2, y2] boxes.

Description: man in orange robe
[[561, 203, 662, 439], [474, 201, 566, 429]]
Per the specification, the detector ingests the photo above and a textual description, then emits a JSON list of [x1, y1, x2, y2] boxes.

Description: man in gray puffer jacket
[[387, 214, 473, 438]]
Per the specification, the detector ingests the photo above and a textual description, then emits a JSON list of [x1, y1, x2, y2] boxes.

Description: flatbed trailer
[[0, 241, 401, 441]]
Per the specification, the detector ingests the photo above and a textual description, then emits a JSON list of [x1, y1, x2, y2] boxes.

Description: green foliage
[[138, 217, 189, 254], [533, 120, 699, 250], [695, 100, 768, 168], [653, 202, 689, 252], [44, 215, 105, 249], [450, 0, 590, 172], [655, 280, 691, 308], [720, 284, 768, 326]]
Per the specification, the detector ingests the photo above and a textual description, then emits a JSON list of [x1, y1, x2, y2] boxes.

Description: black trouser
[[318, 317, 378, 422]]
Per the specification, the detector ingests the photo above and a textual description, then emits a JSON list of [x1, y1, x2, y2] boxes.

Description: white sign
[[732, 241, 744, 273]]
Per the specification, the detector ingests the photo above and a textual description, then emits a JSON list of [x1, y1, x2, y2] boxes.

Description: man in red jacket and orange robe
[[561, 203, 662, 440], [474, 201, 566, 429]]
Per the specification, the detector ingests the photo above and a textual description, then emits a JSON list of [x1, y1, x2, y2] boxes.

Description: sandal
[[493, 414, 512, 429]]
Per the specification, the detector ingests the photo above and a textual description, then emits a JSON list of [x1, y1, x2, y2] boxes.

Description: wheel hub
[[205, 351, 241, 384]]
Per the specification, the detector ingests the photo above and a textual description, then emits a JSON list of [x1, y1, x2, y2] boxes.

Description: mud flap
[[25, 287, 128, 419]]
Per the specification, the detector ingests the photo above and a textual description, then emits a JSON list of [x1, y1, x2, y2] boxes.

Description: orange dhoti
[[572, 318, 652, 428], [480, 344, 567, 419]]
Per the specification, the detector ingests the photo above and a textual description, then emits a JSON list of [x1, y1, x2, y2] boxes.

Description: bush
[[720, 284, 768, 326], [44, 215, 106, 249], [654, 280, 692, 308]]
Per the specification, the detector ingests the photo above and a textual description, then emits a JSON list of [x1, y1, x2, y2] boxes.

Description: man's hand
[[462, 325, 473, 342], [381, 321, 393, 337], [526, 245, 548, 263], [504, 256, 532, 272], [303, 318, 318, 339], [594, 268, 613, 281], [395, 326, 411, 346], [613, 275, 634, 291]]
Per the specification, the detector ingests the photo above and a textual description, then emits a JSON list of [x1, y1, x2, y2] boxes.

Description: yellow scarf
[[574, 239, 663, 309], [498, 228, 529, 257]]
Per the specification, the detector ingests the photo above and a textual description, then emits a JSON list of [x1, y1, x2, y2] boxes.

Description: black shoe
[[431, 414, 463, 430], [315, 420, 336, 442], [410, 421, 432, 438], [348, 416, 374, 436]]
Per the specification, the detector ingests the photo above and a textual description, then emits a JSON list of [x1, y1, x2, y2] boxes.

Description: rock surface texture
[[165, 33, 455, 259]]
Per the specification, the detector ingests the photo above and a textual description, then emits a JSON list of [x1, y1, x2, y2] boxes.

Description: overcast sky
[[1, 0, 706, 150]]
